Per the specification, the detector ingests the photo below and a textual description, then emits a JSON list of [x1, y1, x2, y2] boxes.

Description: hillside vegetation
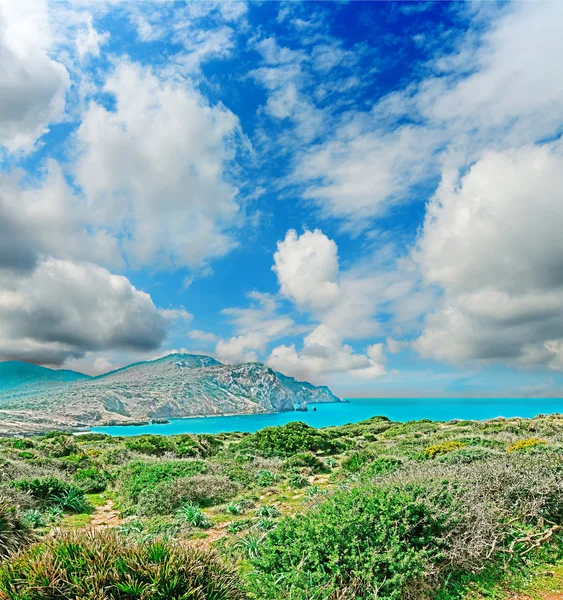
[[1, 415, 563, 599]]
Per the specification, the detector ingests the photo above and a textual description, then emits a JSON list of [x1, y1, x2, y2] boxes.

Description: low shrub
[[251, 483, 456, 599], [255, 470, 276, 487], [507, 437, 546, 453], [137, 474, 238, 516], [125, 435, 173, 456], [284, 452, 329, 474], [118, 460, 207, 511], [424, 441, 466, 459], [10, 477, 89, 512], [176, 504, 211, 528], [341, 450, 375, 473], [438, 448, 493, 465], [238, 421, 345, 458], [362, 457, 402, 477], [73, 467, 111, 493], [288, 474, 309, 489], [0, 529, 245, 599], [0, 498, 33, 559]]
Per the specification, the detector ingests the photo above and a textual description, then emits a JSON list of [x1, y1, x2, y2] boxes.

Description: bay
[[90, 397, 563, 436]]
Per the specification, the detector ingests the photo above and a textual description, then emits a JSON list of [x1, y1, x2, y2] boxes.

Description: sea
[[90, 397, 563, 436]]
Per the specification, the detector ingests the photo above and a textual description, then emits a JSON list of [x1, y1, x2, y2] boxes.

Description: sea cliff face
[[0, 354, 342, 434]]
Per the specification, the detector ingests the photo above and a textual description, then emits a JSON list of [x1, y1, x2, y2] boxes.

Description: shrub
[[10, 477, 89, 511], [73, 467, 110, 493], [137, 474, 238, 516], [0, 498, 33, 559], [125, 435, 173, 456], [438, 448, 493, 465], [288, 474, 309, 489], [118, 460, 207, 511], [362, 457, 402, 477], [255, 470, 276, 487], [285, 452, 329, 474], [238, 421, 345, 458], [341, 450, 375, 473], [424, 441, 466, 459], [39, 436, 80, 458], [21, 509, 46, 529], [176, 504, 211, 528], [0, 529, 245, 599], [251, 483, 456, 599], [507, 437, 546, 453], [12, 440, 33, 450], [256, 505, 280, 518]]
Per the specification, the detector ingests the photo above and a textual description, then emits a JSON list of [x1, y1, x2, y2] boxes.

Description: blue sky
[[1, 0, 563, 398]]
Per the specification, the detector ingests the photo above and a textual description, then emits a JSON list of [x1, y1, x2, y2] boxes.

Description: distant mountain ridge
[[0, 354, 342, 435]]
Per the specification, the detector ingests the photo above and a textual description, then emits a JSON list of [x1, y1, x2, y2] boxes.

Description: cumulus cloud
[[0, 258, 166, 366], [292, 1, 563, 230], [75, 16, 109, 60], [413, 142, 563, 369], [0, 0, 70, 152], [273, 229, 340, 311], [267, 325, 386, 384], [75, 61, 242, 271]]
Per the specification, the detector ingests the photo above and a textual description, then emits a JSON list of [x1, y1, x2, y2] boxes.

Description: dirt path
[[90, 499, 122, 529]]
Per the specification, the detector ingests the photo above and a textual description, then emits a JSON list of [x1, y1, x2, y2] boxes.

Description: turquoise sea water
[[91, 397, 563, 436]]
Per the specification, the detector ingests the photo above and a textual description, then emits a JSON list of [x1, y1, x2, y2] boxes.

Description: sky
[[1, 0, 563, 398]]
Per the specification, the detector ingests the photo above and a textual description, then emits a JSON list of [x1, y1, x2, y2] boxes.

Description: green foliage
[[361, 457, 402, 477], [73, 467, 110, 493], [125, 434, 173, 456], [251, 484, 456, 599], [256, 505, 280, 518], [118, 460, 206, 511], [0, 529, 245, 599], [255, 470, 276, 487], [284, 452, 329, 474], [12, 440, 33, 450], [0, 498, 33, 559], [176, 504, 211, 528], [21, 509, 46, 529], [438, 447, 493, 465], [137, 474, 238, 516], [10, 477, 89, 512], [238, 421, 344, 458], [341, 449, 376, 473], [288, 473, 309, 489]]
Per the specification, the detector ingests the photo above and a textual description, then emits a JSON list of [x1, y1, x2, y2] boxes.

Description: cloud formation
[[0, 258, 166, 366], [414, 142, 563, 369]]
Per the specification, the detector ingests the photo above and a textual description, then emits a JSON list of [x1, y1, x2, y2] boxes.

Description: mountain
[[0, 354, 342, 435], [0, 361, 90, 392]]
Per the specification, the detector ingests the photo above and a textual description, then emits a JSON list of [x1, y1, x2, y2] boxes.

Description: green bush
[[438, 448, 493, 465], [125, 435, 173, 456], [0, 498, 33, 559], [239, 421, 345, 458], [251, 484, 456, 599], [284, 452, 329, 474], [288, 474, 309, 489], [176, 504, 211, 529], [0, 529, 245, 599], [10, 477, 89, 512], [341, 450, 376, 473], [137, 474, 238, 516], [361, 457, 402, 477], [118, 460, 207, 511], [255, 470, 276, 487], [73, 467, 111, 493]]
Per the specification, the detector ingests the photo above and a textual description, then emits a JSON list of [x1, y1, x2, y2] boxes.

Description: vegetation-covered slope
[[0, 354, 341, 435], [2, 414, 563, 599]]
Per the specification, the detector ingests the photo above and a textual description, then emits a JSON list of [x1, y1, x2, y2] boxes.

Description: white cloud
[[0, 258, 166, 366], [293, 2, 563, 230], [159, 307, 193, 325], [273, 229, 340, 311], [414, 142, 563, 369], [75, 16, 109, 60], [0, 0, 70, 152], [267, 325, 386, 384], [75, 61, 242, 271], [215, 292, 300, 364], [188, 330, 218, 345]]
